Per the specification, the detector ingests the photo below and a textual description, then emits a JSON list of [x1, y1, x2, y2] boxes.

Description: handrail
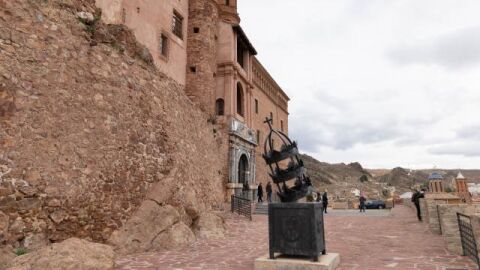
[[231, 195, 252, 220], [457, 212, 480, 269]]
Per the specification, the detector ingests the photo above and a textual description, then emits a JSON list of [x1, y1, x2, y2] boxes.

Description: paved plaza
[[116, 205, 477, 270]]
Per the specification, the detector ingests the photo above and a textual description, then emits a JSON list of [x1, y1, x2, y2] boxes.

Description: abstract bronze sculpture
[[262, 117, 326, 261], [262, 117, 311, 202]]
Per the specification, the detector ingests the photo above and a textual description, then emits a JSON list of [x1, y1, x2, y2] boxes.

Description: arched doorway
[[238, 154, 249, 185]]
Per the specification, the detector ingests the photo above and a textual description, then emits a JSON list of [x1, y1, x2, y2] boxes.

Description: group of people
[[256, 181, 374, 214], [256, 182, 273, 203]]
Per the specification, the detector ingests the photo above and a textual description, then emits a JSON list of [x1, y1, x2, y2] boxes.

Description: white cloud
[[239, 0, 480, 168]]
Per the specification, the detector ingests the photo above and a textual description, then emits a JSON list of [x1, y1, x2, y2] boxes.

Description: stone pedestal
[[254, 253, 340, 270], [268, 203, 325, 261]]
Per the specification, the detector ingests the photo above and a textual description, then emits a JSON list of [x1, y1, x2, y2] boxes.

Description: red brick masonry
[[116, 205, 477, 270]]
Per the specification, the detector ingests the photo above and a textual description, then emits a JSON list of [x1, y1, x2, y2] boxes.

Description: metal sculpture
[[262, 117, 311, 202]]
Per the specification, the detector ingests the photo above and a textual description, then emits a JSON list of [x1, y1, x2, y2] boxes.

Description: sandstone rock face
[[108, 201, 196, 254], [6, 238, 115, 270], [0, 0, 226, 250], [194, 212, 226, 238], [0, 245, 15, 270]]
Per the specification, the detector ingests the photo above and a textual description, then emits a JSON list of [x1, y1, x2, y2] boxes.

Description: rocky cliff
[[0, 0, 227, 253]]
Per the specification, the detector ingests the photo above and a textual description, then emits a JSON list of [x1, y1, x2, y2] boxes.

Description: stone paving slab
[[116, 205, 477, 270]]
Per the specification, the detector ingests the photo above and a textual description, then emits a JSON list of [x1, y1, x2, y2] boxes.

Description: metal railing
[[231, 195, 252, 220], [457, 213, 480, 269]]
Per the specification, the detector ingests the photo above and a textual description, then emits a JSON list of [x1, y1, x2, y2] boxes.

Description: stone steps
[[254, 203, 269, 215]]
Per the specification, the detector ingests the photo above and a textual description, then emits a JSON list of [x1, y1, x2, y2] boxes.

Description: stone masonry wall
[[437, 204, 480, 255], [0, 0, 226, 251], [185, 0, 219, 115]]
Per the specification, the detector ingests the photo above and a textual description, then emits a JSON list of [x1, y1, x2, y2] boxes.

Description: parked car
[[365, 200, 386, 209]]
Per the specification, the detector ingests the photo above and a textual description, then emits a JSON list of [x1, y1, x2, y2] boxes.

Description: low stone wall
[[419, 198, 427, 222], [437, 204, 480, 255], [426, 199, 446, 234]]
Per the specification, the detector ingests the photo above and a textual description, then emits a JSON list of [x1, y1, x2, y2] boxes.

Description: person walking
[[359, 193, 366, 212], [411, 189, 425, 221], [306, 182, 314, 202], [257, 183, 264, 203], [322, 191, 329, 213], [266, 181, 273, 203]]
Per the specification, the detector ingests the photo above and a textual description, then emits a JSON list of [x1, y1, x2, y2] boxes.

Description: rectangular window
[[172, 11, 183, 39], [159, 34, 168, 57], [237, 38, 245, 68], [255, 99, 258, 114], [280, 120, 284, 132], [256, 130, 260, 144], [226, 0, 230, 5], [270, 112, 273, 123]]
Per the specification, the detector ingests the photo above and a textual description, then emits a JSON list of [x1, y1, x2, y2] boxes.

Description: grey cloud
[[429, 142, 480, 157], [456, 125, 480, 140], [388, 26, 480, 69]]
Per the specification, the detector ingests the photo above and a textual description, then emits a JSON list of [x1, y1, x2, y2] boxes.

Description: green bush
[[14, 247, 28, 256]]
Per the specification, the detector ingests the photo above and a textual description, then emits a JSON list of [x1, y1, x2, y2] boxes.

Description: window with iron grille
[[172, 11, 183, 39], [159, 34, 168, 57]]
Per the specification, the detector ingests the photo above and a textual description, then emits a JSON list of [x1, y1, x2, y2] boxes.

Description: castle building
[[95, 0, 290, 199]]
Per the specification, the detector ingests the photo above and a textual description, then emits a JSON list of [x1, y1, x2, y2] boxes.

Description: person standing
[[257, 183, 264, 203], [411, 189, 425, 221], [359, 194, 366, 212], [266, 181, 273, 203], [322, 191, 329, 214]]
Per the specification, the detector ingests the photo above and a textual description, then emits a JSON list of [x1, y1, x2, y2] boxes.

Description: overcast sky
[[238, 0, 480, 169]]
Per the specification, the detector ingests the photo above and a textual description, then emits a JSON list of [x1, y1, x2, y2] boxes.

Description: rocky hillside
[[300, 154, 385, 199], [0, 0, 227, 254]]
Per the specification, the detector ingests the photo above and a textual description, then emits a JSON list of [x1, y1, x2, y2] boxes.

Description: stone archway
[[238, 154, 249, 185]]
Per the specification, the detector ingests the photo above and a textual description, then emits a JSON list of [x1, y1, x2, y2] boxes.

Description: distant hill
[[300, 154, 385, 199], [300, 154, 480, 199]]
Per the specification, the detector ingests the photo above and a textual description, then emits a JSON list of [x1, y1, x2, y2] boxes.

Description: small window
[[189, 66, 197, 73], [216, 99, 225, 116], [172, 11, 183, 39], [280, 120, 284, 132], [159, 34, 168, 57], [193, 27, 200, 33], [256, 130, 260, 144], [270, 112, 273, 123], [225, 0, 230, 5], [254, 99, 258, 114], [136, 7, 140, 13]]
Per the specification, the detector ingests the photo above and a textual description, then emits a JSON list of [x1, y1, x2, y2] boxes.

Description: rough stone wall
[[426, 199, 445, 234], [419, 198, 427, 222], [437, 204, 480, 255], [186, 0, 219, 115], [0, 0, 226, 250]]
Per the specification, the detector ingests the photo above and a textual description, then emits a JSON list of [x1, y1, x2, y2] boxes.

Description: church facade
[[95, 0, 289, 199]]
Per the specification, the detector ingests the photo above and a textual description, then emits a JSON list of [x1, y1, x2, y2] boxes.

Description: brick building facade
[[95, 0, 289, 200]]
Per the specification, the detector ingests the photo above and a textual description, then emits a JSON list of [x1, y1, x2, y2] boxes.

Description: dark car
[[365, 200, 386, 209]]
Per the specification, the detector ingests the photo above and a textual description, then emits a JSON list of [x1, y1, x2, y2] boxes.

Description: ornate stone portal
[[227, 118, 257, 200]]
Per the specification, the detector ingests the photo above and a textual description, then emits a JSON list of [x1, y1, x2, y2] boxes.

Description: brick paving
[[116, 205, 477, 270]]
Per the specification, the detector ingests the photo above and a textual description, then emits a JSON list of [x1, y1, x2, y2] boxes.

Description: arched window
[[237, 82, 244, 116], [215, 98, 224, 116]]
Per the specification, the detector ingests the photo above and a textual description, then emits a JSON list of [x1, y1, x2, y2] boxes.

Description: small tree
[[359, 174, 368, 183]]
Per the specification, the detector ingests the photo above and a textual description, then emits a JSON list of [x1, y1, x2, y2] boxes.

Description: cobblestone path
[[116, 205, 477, 270]]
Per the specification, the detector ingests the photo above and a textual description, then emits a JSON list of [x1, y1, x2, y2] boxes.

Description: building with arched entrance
[[95, 0, 289, 200]]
